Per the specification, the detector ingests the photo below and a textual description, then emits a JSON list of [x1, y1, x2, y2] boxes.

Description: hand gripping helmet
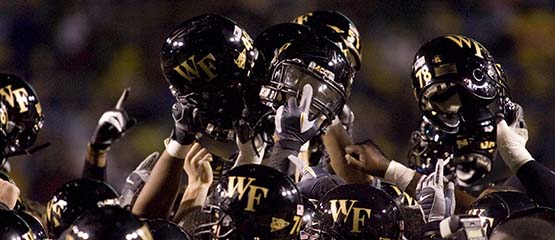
[[160, 14, 258, 146], [16, 210, 48, 240], [144, 218, 190, 240], [467, 191, 538, 236], [318, 184, 404, 240], [45, 178, 119, 238], [240, 23, 314, 145], [195, 164, 304, 239], [408, 116, 456, 176], [58, 206, 153, 240], [0, 73, 44, 154], [260, 36, 354, 131], [0, 210, 34, 240], [292, 11, 362, 72], [411, 35, 510, 133]]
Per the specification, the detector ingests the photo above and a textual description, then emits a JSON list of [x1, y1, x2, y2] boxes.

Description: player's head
[[45, 178, 119, 238], [196, 164, 304, 239], [160, 14, 258, 158], [0, 73, 44, 155], [260, 35, 354, 132], [317, 184, 404, 239], [411, 35, 509, 134], [292, 10, 362, 72], [58, 206, 153, 240]]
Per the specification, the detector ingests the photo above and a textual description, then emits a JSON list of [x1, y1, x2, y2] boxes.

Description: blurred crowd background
[[0, 0, 553, 202]]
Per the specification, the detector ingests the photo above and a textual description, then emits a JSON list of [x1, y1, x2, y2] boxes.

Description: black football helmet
[[317, 184, 404, 239], [16, 210, 47, 240], [0, 210, 34, 240], [45, 178, 119, 238], [292, 11, 362, 71], [260, 36, 354, 132], [0, 73, 44, 155], [454, 106, 497, 186], [144, 218, 190, 240], [195, 164, 304, 239], [408, 116, 456, 176], [411, 35, 510, 133], [161, 14, 257, 156], [467, 191, 538, 236], [58, 206, 153, 240]]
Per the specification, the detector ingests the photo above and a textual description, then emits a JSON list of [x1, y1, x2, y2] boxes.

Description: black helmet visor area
[[420, 82, 462, 132], [273, 61, 345, 124]]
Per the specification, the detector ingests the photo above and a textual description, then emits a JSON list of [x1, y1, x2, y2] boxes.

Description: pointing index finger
[[115, 88, 131, 110]]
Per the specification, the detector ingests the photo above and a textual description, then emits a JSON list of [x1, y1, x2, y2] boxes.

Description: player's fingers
[[345, 154, 364, 170], [344, 144, 363, 155], [435, 159, 444, 186], [299, 84, 313, 113], [115, 88, 131, 110]]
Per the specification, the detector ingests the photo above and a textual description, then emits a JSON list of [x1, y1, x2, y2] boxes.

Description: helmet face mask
[[260, 37, 353, 133]]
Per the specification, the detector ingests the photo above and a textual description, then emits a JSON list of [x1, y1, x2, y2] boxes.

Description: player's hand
[[274, 84, 318, 151], [234, 134, 267, 167], [0, 179, 19, 210], [416, 159, 455, 222], [170, 101, 199, 145], [90, 88, 136, 151], [344, 139, 392, 178], [183, 142, 213, 187]]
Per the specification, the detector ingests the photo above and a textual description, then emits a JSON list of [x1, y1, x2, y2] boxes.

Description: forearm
[[82, 144, 107, 181], [323, 124, 372, 184], [132, 151, 185, 218], [172, 183, 210, 223], [516, 160, 555, 208]]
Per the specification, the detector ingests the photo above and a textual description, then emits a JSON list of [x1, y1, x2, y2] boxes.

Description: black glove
[[90, 88, 136, 151], [274, 84, 318, 151], [170, 101, 198, 145]]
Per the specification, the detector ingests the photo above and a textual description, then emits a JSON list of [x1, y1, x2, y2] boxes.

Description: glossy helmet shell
[[292, 11, 362, 71], [411, 35, 508, 133], [59, 206, 153, 240], [408, 116, 456, 176], [199, 164, 304, 239], [160, 14, 258, 143], [45, 178, 119, 238], [0, 210, 34, 240], [16, 210, 48, 240], [0, 73, 44, 153], [467, 191, 538, 236], [144, 218, 190, 240], [319, 184, 404, 239]]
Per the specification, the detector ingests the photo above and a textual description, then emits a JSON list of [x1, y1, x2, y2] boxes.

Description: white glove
[[234, 134, 267, 167], [120, 152, 159, 207], [416, 159, 456, 222], [497, 119, 533, 173]]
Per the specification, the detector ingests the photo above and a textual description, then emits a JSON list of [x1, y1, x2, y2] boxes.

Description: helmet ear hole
[[473, 68, 484, 81]]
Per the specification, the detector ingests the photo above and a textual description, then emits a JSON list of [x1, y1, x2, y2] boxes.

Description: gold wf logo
[[330, 200, 372, 233], [0, 85, 31, 113], [46, 197, 68, 228], [445, 35, 484, 59], [173, 53, 218, 81], [227, 176, 269, 212]]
